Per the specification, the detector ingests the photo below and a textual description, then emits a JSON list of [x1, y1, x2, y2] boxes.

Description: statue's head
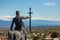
[[16, 11, 20, 16]]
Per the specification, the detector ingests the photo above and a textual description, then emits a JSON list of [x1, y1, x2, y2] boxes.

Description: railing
[[0, 37, 60, 40], [37, 38, 59, 40], [27, 38, 60, 40], [45, 38, 59, 40]]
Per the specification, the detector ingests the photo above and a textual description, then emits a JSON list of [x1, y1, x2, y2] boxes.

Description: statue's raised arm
[[20, 16, 31, 19]]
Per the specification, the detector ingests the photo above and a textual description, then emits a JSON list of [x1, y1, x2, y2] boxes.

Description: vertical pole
[[28, 7, 32, 32], [29, 8, 31, 32]]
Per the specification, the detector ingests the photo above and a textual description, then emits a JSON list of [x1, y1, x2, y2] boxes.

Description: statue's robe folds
[[8, 27, 27, 40]]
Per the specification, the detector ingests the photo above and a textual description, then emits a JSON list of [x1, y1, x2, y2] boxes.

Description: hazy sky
[[0, 0, 60, 20]]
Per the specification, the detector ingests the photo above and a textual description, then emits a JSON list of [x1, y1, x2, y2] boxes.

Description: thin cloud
[[0, 16, 60, 21], [0, 16, 14, 21], [31, 17, 60, 21], [45, 3, 56, 6]]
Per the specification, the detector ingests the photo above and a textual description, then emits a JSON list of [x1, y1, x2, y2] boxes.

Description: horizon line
[[0, 16, 60, 21]]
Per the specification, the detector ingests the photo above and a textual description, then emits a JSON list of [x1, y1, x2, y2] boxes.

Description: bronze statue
[[8, 11, 31, 40]]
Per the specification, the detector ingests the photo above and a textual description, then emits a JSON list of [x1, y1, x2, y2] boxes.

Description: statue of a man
[[8, 11, 30, 40]]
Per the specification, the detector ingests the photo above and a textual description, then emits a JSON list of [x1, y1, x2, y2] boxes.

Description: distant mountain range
[[0, 20, 60, 28]]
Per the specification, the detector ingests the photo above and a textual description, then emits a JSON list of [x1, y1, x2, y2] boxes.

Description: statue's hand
[[26, 16, 31, 18]]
